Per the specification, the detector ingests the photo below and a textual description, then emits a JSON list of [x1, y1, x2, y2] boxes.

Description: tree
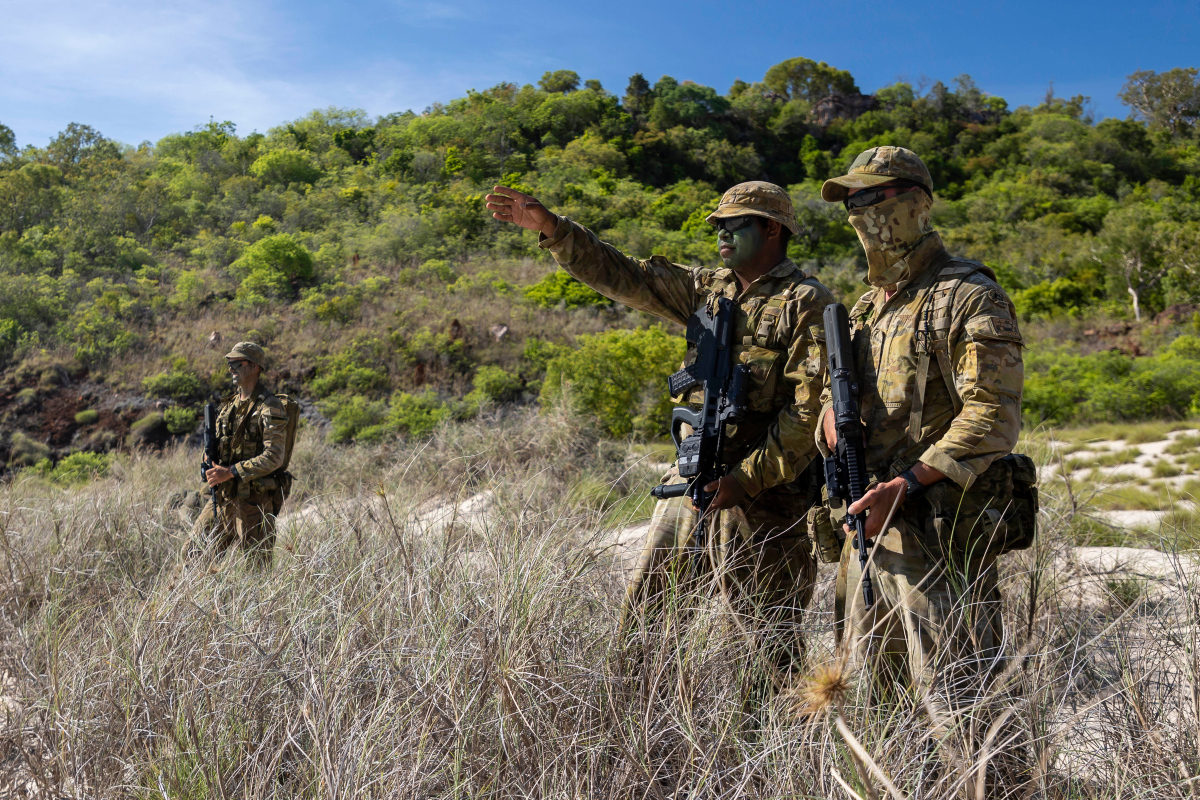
[[46, 123, 120, 173], [539, 70, 580, 94], [0, 122, 16, 162], [1119, 68, 1200, 136], [1095, 203, 1168, 321], [763, 57, 858, 102], [624, 74, 653, 117]]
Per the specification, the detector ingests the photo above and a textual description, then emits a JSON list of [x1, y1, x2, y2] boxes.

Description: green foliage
[[31, 451, 113, 484], [1024, 336, 1200, 425], [230, 234, 315, 304], [469, 365, 523, 403], [143, 369, 203, 401], [540, 326, 685, 438], [249, 149, 321, 185], [310, 337, 390, 398], [164, 406, 199, 435], [323, 388, 469, 443], [523, 270, 611, 309], [1013, 277, 1099, 319], [8, 431, 50, 467], [74, 409, 99, 425]]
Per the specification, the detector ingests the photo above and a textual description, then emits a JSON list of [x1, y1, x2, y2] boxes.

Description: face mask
[[847, 191, 933, 287]]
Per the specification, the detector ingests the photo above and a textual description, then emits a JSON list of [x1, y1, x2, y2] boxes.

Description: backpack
[[271, 393, 301, 500]]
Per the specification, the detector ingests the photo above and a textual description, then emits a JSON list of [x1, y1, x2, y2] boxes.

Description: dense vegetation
[[1, 60, 1199, 457]]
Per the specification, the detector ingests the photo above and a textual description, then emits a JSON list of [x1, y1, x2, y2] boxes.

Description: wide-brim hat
[[225, 341, 267, 370], [706, 181, 800, 235], [821, 145, 934, 202]]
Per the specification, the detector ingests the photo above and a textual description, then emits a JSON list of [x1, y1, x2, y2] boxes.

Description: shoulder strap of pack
[[908, 257, 989, 440], [273, 394, 301, 473]]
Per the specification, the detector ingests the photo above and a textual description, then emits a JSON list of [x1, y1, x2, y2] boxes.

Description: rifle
[[650, 297, 749, 547], [822, 303, 875, 607], [202, 402, 220, 508]]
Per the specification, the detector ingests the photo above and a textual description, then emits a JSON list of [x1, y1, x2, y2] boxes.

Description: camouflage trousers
[[191, 488, 282, 568], [835, 509, 1005, 709], [622, 471, 817, 697]]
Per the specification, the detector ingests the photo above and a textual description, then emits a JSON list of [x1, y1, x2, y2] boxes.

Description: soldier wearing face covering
[[815, 148, 1028, 733], [486, 181, 834, 705]]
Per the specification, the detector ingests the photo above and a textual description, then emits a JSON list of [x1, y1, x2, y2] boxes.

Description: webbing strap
[[909, 352, 931, 438], [907, 257, 975, 442]]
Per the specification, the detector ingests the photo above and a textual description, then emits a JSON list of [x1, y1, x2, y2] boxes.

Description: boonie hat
[[706, 181, 800, 235], [225, 341, 268, 370], [821, 146, 934, 202]]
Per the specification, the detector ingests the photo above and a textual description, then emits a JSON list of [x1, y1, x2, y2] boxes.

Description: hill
[[1, 59, 1200, 464]]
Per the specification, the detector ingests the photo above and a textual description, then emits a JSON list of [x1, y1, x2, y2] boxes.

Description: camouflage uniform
[[192, 344, 289, 567], [819, 148, 1025, 710], [539, 182, 835, 686]]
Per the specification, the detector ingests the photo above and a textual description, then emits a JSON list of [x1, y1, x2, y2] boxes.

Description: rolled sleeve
[[926, 288, 1024, 488]]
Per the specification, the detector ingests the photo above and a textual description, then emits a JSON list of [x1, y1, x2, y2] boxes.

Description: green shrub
[[74, 409, 99, 425], [230, 234, 315, 304], [469, 365, 523, 403], [1012, 277, 1100, 319], [386, 390, 456, 437], [143, 370, 204, 401], [8, 431, 50, 467], [310, 338, 390, 398], [164, 406, 199, 435], [540, 326, 685, 438], [127, 413, 168, 448], [248, 149, 321, 185], [324, 395, 389, 444], [1024, 335, 1200, 425], [32, 451, 113, 484], [416, 259, 458, 284], [523, 270, 610, 309]]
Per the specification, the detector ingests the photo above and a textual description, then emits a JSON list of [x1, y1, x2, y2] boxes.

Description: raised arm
[[486, 185, 701, 325]]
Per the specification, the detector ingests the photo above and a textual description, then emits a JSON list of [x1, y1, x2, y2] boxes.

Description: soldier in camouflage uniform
[[487, 181, 835, 693], [192, 342, 290, 568], [816, 147, 1025, 713]]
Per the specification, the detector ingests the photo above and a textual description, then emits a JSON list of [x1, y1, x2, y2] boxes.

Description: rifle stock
[[822, 303, 875, 608]]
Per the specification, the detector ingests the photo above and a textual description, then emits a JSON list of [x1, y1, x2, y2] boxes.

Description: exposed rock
[[489, 324, 509, 342], [811, 92, 879, 127]]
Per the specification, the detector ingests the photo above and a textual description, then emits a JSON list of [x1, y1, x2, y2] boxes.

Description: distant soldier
[[192, 342, 296, 568], [817, 148, 1032, 718], [487, 182, 835, 699]]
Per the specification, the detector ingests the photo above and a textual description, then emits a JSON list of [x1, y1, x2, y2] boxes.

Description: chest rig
[[217, 393, 267, 467], [855, 257, 995, 445]]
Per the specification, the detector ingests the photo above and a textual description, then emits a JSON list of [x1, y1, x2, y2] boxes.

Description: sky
[[1, 0, 1197, 148]]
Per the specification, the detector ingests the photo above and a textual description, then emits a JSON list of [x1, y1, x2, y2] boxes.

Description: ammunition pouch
[[916, 452, 1038, 559], [808, 489, 844, 564]]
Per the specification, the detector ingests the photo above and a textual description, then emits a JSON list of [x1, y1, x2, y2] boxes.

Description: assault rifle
[[650, 297, 749, 547], [823, 303, 875, 607], [201, 402, 220, 507]]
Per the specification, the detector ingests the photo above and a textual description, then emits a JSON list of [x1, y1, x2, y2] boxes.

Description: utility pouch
[[918, 452, 1037, 559], [277, 471, 294, 501], [808, 495, 844, 564]]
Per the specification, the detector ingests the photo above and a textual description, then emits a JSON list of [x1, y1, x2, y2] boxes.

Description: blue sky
[[1, 0, 1197, 148]]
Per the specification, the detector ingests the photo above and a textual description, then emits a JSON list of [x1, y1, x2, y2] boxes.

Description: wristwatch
[[231, 464, 240, 479], [899, 469, 925, 502]]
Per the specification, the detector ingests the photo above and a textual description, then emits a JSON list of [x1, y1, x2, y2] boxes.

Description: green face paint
[[717, 217, 765, 271]]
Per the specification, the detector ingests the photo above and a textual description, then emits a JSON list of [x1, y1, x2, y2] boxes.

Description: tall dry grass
[[0, 408, 1196, 797]]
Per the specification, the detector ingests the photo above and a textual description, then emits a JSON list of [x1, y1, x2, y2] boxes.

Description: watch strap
[[899, 468, 925, 501]]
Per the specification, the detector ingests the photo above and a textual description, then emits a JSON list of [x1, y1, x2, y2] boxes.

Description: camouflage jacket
[[819, 232, 1024, 489], [540, 216, 834, 496], [215, 383, 288, 487]]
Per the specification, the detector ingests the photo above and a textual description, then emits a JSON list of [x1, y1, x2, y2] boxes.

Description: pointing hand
[[485, 185, 559, 238]]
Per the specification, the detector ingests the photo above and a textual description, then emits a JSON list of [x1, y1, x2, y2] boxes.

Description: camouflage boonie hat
[[224, 341, 267, 370], [821, 146, 934, 202], [706, 181, 800, 235]]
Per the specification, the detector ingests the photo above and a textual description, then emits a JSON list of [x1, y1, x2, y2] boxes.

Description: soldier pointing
[[487, 181, 835, 701]]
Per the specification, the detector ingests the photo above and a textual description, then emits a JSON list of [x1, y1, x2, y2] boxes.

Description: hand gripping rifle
[[201, 402, 220, 509], [650, 297, 749, 547], [822, 303, 875, 608]]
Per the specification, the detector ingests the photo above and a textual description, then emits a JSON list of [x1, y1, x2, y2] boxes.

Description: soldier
[[486, 181, 835, 698], [192, 341, 291, 568], [817, 147, 1026, 716]]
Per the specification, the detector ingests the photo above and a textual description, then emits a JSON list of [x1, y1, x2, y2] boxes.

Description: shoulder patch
[[966, 314, 1023, 344]]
